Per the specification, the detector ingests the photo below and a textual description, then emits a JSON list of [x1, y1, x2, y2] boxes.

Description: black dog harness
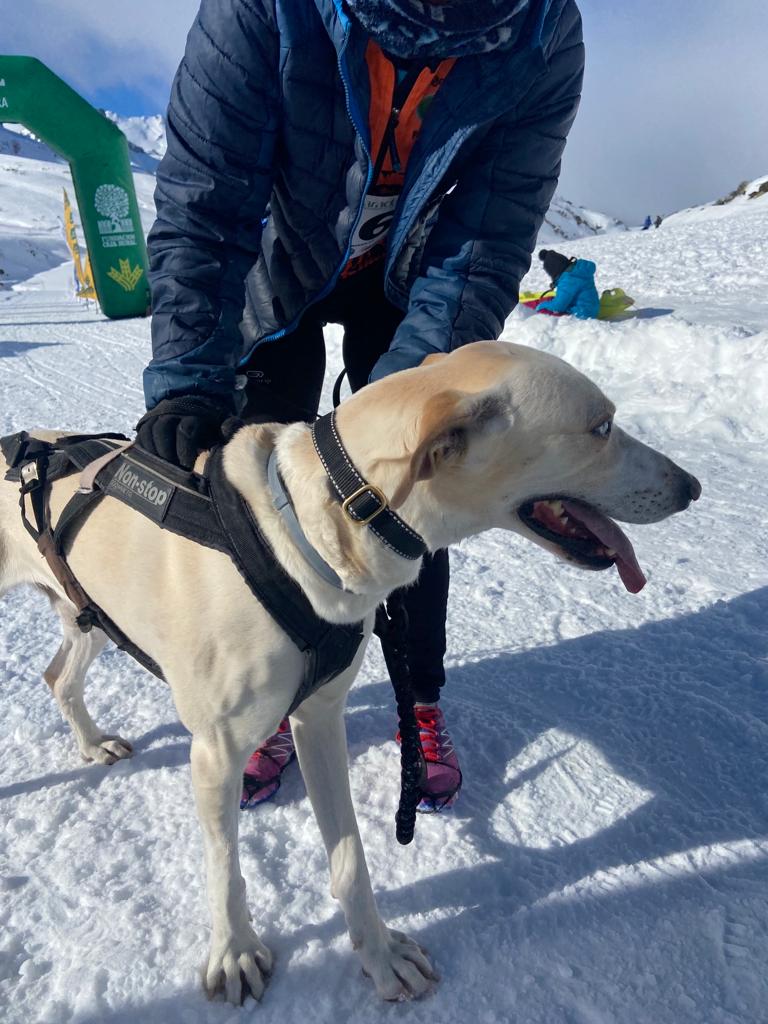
[[4, 416, 431, 844], [1, 429, 364, 717]]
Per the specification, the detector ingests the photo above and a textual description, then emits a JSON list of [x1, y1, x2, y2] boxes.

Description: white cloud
[[4, 0, 199, 102], [4, 0, 767, 220], [559, 1, 768, 221]]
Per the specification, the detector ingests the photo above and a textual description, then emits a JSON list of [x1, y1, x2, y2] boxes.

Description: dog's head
[[336, 341, 700, 593]]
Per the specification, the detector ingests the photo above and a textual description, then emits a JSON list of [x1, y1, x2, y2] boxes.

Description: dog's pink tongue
[[562, 500, 647, 593]]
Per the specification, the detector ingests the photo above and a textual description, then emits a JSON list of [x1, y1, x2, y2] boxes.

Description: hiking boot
[[398, 702, 462, 813], [240, 718, 296, 809]]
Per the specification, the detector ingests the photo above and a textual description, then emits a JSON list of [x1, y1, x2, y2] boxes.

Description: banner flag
[[63, 188, 97, 300], [80, 252, 97, 300]]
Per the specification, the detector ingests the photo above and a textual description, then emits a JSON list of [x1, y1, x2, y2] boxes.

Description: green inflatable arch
[[0, 56, 150, 318]]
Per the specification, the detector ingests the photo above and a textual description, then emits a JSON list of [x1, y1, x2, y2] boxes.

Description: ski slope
[[0, 178, 767, 1024]]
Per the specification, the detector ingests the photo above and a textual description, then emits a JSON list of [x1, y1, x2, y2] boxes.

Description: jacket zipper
[[256, 29, 373, 348], [255, 51, 433, 351]]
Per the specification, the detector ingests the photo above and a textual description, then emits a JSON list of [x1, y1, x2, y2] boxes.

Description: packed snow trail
[[0, 195, 767, 1023]]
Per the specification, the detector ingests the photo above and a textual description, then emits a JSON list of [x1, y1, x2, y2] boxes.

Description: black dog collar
[[311, 411, 427, 561]]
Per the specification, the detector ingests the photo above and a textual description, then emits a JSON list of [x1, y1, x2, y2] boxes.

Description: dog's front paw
[[359, 927, 438, 1001], [80, 734, 134, 765], [204, 930, 273, 1005]]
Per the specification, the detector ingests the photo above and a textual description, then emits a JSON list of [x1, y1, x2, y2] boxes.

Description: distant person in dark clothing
[[654, 214, 663, 228]]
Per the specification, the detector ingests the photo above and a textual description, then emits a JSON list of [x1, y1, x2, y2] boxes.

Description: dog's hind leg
[[290, 671, 437, 1001], [45, 595, 133, 765]]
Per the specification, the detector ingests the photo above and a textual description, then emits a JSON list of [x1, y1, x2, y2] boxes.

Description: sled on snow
[[520, 287, 635, 320]]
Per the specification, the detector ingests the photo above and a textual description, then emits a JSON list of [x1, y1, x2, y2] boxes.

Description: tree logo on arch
[[95, 184, 130, 221], [94, 183, 137, 249]]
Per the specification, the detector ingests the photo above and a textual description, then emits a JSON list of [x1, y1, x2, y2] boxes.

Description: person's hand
[[134, 395, 233, 470]]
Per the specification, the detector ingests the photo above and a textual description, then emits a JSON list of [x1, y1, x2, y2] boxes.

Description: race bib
[[347, 192, 399, 261]]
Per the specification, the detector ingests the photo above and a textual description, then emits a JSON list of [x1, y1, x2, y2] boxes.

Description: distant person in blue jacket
[[135, 0, 585, 812], [642, 214, 652, 230], [535, 249, 600, 319]]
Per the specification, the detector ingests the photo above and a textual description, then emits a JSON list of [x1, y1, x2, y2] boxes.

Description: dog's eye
[[592, 419, 612, 439]]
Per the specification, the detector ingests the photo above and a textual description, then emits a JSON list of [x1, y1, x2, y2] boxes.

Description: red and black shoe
[[398, 702, 462, 813], [240, 718, 296, 809]]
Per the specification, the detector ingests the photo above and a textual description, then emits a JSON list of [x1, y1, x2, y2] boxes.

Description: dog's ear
[[389, 389, 507, 509]]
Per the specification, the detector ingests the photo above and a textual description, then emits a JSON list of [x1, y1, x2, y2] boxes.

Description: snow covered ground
[[0, 163, 767, 1024]]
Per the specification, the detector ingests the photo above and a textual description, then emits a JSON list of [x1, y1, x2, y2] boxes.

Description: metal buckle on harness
[[20, 461, 40, 488], [341, 483, 389, 525]]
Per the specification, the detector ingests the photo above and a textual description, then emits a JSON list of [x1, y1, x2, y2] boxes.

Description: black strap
[[332, 368, 347, 408], [16, 457, 46, 542], [50, 487, 165, 678], [5, 430, 365, 721], [95, 447, 226, 554], [374, 594, 423, 846], [2, 431, 128, 473], [205, 447, 364, 716], [370, 60, 425, 183], [4, 434, 165, 679], [311, 411, 426, 561]]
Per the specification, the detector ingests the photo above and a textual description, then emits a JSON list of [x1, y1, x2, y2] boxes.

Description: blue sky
[[3, 0, 767, 221]]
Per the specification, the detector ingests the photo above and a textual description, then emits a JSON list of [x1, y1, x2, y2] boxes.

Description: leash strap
[[311, 410, 426, 561], [332, 368, 347, 408], [374, 594, 424, 846]]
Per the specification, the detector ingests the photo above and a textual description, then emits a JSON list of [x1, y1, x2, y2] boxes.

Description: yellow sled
[[519, 289, 555, 304], [520, 287, 635, 320]]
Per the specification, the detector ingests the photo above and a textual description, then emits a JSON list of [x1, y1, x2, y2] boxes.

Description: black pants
[[241, 266, 448, 703]]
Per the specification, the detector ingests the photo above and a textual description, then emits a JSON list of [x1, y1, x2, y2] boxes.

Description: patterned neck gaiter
[[345, 0, 531, 59]]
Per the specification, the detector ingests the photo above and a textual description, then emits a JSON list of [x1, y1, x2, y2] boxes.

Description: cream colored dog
[[0, 341, 700, 1004]]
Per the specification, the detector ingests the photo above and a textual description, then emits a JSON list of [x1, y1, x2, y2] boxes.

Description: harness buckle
[[20, 461, 40, 488], [342, 483, 389, 525]]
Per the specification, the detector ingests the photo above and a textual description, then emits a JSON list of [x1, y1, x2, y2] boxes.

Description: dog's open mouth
[[518, 498, 647, 593]]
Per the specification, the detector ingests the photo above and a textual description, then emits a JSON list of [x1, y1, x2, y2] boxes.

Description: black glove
[[134, 396, 234, 470]]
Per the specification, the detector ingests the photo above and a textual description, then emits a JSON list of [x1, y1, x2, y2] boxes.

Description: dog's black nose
[[684, 471, 702, 502]]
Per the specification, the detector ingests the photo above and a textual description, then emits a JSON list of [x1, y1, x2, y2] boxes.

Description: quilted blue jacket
[[537, 258, 599, 318], [144, 0, 584, 408]]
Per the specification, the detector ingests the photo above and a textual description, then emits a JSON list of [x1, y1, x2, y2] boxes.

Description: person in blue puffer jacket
[[134, 0, 585, 812], [535, 248, 600, 318]]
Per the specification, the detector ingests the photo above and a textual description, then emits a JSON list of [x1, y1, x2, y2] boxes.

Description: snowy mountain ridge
[[664, 173, 768, 225], [104, 111, 167, 162], [539, 193, 626, 241]]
